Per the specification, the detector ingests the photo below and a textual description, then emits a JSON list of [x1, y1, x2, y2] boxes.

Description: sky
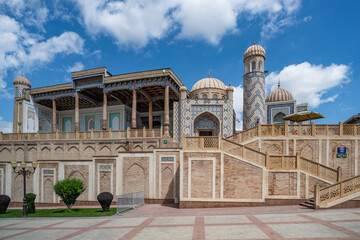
[[0, 0, 359, 132]]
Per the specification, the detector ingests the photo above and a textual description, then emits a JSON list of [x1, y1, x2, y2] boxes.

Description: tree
[[53, 179, 85, 209]]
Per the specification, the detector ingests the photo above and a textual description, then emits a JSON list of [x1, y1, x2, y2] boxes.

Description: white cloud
[[0, 116, 12, 133], [266, 62, 350, 108], [0, 14, 84, 98], [0, 0, 49, 31], [233, 84, 244, 131], [75, 0, 302, 48], [66, 62, 84, 73]]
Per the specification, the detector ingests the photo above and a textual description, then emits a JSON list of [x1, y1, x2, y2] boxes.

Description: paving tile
[[7, 229, 77, 240], [254, 214, 310, 223], [305, 212, 360, 221], [205, 225, 269, 239], [50, 218, 106, 228], [269, 223, 349, 238], [0, 230, 27, 238], [5, 219, 65, 228], [332, 221, 360, 234], [100, 217, 147, 227], [0, 220, 28, 227], [69, 228, 131, 240], [150, 216, 195, 225], [204, 215, 250, 224], [132, 226, 193, 240]]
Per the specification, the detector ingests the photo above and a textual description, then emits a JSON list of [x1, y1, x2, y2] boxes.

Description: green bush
[[97, 192, 113, 212], [26, 193, 36, 214], [53, 179, 85, 209]]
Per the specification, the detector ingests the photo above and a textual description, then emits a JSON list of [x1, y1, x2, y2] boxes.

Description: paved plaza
[[0, 205, 359, 239]]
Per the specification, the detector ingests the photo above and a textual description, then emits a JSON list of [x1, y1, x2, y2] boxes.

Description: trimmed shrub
[[54, 179, 85, 209], [26, 193, 36, 214], [0, 195, 11, 214], [97, 192, 113, 212]]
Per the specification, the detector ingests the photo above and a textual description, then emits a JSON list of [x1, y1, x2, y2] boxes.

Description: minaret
[[242, 42, 266, 130], [13, 75, 31, 133]]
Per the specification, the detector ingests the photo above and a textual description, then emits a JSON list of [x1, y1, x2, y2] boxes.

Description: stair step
[[299, 202, 315, 209]]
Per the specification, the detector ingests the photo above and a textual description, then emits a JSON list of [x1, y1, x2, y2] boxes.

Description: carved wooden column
[[164, 85, 170, 137], [102, 92, 107, 130], [149, 100, 153, 129], [75, 91, 79, 132], [132, 90, 137, 129], [52, 99, 57, 132]]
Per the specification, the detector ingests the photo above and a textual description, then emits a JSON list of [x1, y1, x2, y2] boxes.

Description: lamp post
[[11, 158, 38, 217]]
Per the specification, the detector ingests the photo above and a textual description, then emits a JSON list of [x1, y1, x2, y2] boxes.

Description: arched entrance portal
[[193, 112, 220, 136]]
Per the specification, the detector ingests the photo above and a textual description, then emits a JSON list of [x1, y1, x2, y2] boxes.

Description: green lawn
[[0, 207, 128, 218]]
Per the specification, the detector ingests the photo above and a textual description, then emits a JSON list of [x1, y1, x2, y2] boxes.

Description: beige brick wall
[[123, 157, 149, 198], [268, 172, 297, 196], [65, 165, 89, 200], [191, 160, 213, 198], [223, 155, 262, 199]]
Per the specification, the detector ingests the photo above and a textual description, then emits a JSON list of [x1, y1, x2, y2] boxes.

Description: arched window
[[202, 94, 207, 99], [222, 96, 226, 99], [273, 112, 286, 124], [194, 96, 198, 99], [252, 61, 256, 71], [258, 61, 263, 71], [213, 94, 218, 99], [87, 118, 95, 130]]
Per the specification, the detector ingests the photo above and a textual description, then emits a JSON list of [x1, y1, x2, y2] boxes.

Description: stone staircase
[[299, 197, 315, 209]]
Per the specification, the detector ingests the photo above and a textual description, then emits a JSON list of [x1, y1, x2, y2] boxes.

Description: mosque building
[[0, 43, 359, 209]]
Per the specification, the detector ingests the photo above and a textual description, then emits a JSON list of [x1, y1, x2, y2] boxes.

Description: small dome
[[243, 43, 266, 61], [191, 77, 226, 92], [179, 86, 187, 91], [226, 84, 234, 91], [266, 83, 294, 102], [14, 75, 31, 87]]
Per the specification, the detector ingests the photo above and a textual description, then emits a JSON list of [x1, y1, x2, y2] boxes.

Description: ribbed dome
[[266, 84, 294, 102], [243, 44, 266, 61], [14, 75, 31, 87], [191, 77, 226, 92]]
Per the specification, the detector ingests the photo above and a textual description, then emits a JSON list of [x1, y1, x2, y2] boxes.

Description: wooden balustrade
[[0, 127, 162, 141], [315, 174, 360, 208]]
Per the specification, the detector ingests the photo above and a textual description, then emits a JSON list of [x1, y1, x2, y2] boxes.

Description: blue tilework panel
[[179, 99, 233, 139], [267, 103, 294, 124], [173, 102, 180, 142], [243, 72, 265, 130]]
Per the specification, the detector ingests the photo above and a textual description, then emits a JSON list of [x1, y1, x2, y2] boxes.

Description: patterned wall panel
[[266, 103, 294, 124], [173, 102, 180, 142], [243, 72, 265, 130]]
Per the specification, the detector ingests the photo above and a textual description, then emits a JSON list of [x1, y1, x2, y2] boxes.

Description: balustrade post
[[339, 121, 343, 136], [296, 152, 301, 169], [83, 131, 87, 140], [314, 184, 319, 210], [151, 130, 154, 138], [17, 131, 21, 140], [298, 125, 302, 136], [127, 127, 130, 138], [65, 132, 69, 140], [75, 131, 79, 140], [160, 126, 163, 138], [37, 131, 40, 140], [218, 136, 221, 149], [134, 129, 138, 138], [91, 129, 94, 139], [340, 182, 344, 197], [143, 127, 146, 138], [337, 167, 342, 182], [265, 153, 270, 168], [353, 125, 356, 136], [200, 137, 204, 150], [284, 121, 289, 137], [258, 122, 262, 137], [56, 130, 59, 140], [109, 128, 112, 139], [100, 130, 103, 139], [311, 122, 316, 136], [325, 125, 329, 135], [281, 156, 285, 169], [46, 133, 49, 140], [271, 125, 275, 136]]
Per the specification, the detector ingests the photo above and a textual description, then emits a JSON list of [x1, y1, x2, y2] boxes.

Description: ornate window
[[202, 94, 208, 99], [213, 94, 218, 99], [273, 112, 286, 124], [252, 61, 256, 71], [194, 96, 198, 99]]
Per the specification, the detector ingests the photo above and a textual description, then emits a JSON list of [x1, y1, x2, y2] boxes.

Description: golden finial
[[278, 79, 280, 88], [254, 40, 256, 45], [208, 69, 211, 78]]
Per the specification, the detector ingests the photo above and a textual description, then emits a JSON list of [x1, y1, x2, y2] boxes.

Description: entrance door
[[199, 130, 213, 136]]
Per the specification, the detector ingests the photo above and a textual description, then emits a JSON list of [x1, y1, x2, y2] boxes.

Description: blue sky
[[0, 0, 359, 132]]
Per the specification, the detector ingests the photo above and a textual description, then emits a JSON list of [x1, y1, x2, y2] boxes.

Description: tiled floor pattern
[[0, 210, 359, 239]]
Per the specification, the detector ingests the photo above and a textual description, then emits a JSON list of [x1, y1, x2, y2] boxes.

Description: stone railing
[[221, 138, 266, 166], [315, 174, 360, 208], [266, 153, 340, 183], [0, 127, 162, 141], [226, 126, 258, 143], [182, 136, 220, 150]]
